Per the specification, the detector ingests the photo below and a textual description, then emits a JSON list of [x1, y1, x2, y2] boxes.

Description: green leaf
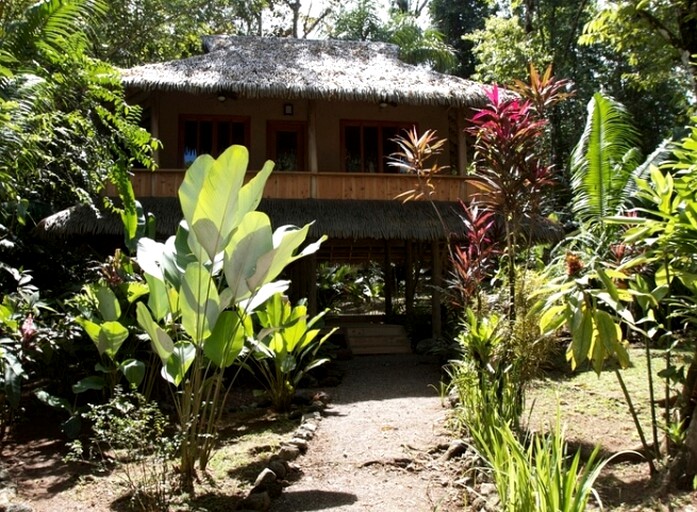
[[77, 317, 101, 345], [98, 321, 129, 359], [72, 376, 105, 394], [180, 262, 220, 344], [570, 305, 593, 370], [35, 390, 72, 413], [120, 359, 145, 387], [136, 302, 174, 363], [203, 310, 251, 368], [136, 238, 166, 280], [180, 146, 273, 262], [96, 285, 121, 321], [223, 211, 274, 302], [145, 273, 170, 321], [163, 341, 196, 386], [539, 304, 567, 334], [125, 282, 149, 303]]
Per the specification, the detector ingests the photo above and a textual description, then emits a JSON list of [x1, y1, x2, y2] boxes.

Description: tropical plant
[[604, 134, 697, 483], [73, 256, 151, 397], [450, 200, 499, 314], [469, 411, 609, 512], [134, 145, 324, 489], [570, 92, 645, 233], [467, 86, 554, 317], [250, 293, 336, 411]]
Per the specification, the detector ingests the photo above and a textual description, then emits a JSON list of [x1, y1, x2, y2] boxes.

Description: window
[[179, 115, 250, 166], [267, 121, 306, 171], [341, 121, 415, 173]]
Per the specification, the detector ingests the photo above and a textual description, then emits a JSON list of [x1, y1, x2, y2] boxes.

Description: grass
[[525, 346, 697, 511]]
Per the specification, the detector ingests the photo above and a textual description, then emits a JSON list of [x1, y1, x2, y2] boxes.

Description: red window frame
[[178, 114, 251, 167], [340, 120, 416, 173]]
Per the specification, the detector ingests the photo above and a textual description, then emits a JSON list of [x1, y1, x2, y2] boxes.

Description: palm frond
[[570, 92, 642, 223]]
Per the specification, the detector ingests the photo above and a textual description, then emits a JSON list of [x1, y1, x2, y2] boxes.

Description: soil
[[2, 350, 697, 511], [270, 354, 461, 512]]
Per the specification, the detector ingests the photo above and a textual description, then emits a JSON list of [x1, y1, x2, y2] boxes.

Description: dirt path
[[271, 354, 462, 512]]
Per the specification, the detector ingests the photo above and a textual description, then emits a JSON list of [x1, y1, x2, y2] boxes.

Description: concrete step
[[345, 324, 411, 355]]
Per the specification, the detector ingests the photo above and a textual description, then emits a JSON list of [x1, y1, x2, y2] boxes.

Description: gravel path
[[271, 354, 461, 512]]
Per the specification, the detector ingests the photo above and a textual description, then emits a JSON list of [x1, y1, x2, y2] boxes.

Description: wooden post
[[384, 241, 393, 318], [308, 255, 318, 317], [431, 241, 442, 337], [307, 100, 318, 198], [151, 94, 161, 167], [457, 108, 467, 175], [405, 240, 414, 317]]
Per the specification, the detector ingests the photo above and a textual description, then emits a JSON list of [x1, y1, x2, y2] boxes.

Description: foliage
[[250, 294, 336, 411], [73, 251, 152, 398], [450, 201, 499, 313], [316, 262, 385, 313], [0, 268, 54, 442], [470, 410, 608, 512], [465, 14, 550, 85], [463, 0, 688, 180], [389, 127, 448, 202], [570, 92, 645, 230], [69, 388, 177, 512], [580, 0, 696, 95], [332, 1, 456, 72], [428, 0, 492, 77], [134, 145, 324, 489], [467, 86, 555, 316]]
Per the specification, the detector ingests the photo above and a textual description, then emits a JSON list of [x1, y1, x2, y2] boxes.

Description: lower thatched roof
[[36, 198, 468, 242]]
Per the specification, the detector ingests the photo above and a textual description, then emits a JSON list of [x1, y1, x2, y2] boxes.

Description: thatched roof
[[36, 198, 468, 242], [121, 36, 491, 108]]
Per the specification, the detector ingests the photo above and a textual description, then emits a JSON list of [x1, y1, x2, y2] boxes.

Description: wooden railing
[[109, 169, 474, 202]]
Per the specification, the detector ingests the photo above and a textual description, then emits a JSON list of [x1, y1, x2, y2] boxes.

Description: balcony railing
[[108, 169, 474, 202]]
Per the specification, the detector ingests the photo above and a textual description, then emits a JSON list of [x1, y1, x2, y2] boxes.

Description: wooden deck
[[109, 169, 473, 202]]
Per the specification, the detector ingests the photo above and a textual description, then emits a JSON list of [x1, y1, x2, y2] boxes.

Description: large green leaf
[[180, 262, 220, 344], [179, 146, 273, 262], [223, 211, 274, 302], [249, 225, 325, 289], [163, 341, 196, 386], [119, 358, 146, 387], [136, 237, 166, 280], [203, 310, 251, 368], [136, 302, 174, 363], [72, 375, 105, 394], [95, 285, 120, 321], [569, 304, 593, 370], [77, 318, 128, 359], [145, 273, 170, 322], [97, 321, 129, 359]]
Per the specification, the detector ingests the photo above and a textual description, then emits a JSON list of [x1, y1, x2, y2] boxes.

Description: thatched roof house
[[122, 36, 491, 108], [40, 36, 508, 338]]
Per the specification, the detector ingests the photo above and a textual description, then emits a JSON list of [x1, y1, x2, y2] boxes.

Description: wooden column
[[405, 240, 415, 317], [431, 241, 442, 337], [151, 94, 161, 166], [383, 241, 393, 318], [457, 108, 467, 175], [307, 100, 318, 197], [307, 255, 318, 317]]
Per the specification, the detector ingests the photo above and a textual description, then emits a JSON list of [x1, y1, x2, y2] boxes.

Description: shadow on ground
[[328, 354, 443, 406], [271, 489, 358, 510]]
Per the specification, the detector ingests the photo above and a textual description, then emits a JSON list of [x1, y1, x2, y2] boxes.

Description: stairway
[[344, 323, 412, 355]]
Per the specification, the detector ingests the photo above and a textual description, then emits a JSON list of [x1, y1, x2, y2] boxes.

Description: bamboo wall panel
[[116, 170, 473, 202]]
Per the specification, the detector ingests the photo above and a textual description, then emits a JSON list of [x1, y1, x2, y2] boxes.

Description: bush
[[69, 388, 178, 512]]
